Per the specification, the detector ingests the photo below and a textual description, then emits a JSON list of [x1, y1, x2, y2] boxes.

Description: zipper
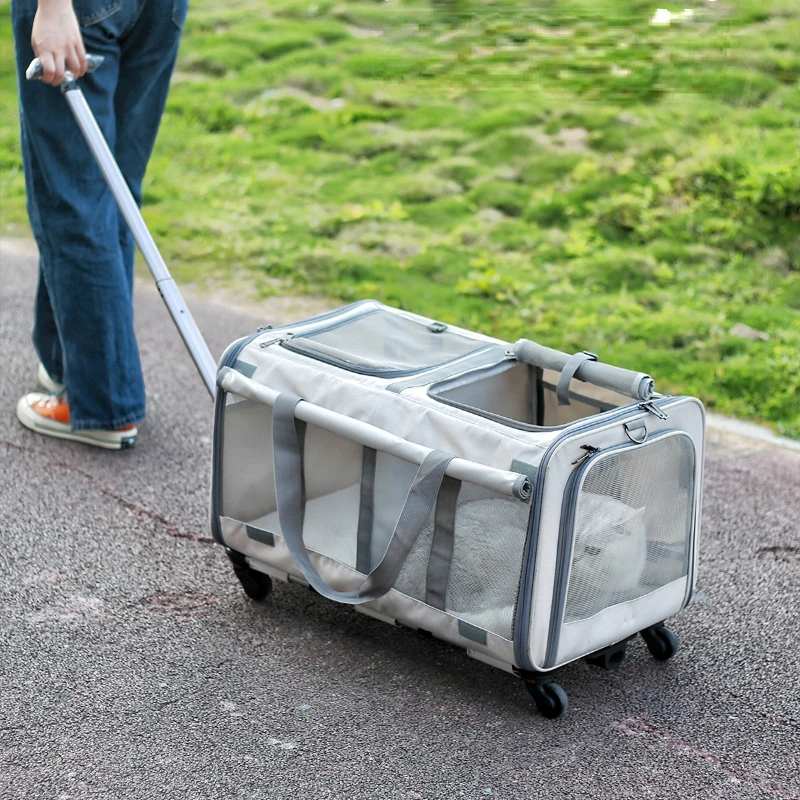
[[543, 445, 602, 667], [571, 445, 600, 466], [639, 400, 669, 420], [513, 394, 682, 671]]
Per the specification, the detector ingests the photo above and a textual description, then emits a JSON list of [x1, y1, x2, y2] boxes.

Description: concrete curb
[[706, 412, 800, 453]]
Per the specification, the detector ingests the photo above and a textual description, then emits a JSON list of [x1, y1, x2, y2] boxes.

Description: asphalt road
[[1, 239, 798, 800]]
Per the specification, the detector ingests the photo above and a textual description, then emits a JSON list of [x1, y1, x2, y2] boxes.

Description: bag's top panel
[[245, 301, 504, 378], [282, 306, 492, 377]]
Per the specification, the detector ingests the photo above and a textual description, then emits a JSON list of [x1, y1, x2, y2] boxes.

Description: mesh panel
[[395, 484, 529, 640], [287, 309, 482, 374], [564, 434, 695, 622]]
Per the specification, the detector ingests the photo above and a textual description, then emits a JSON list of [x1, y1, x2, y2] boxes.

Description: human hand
[[31, 0, 88, 86]]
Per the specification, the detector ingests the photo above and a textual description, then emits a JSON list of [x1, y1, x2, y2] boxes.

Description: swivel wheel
[[641, 623, 678, 661], [226, 547, 273, 601], [234, 566, 273, 601], [523, 676, 569, 719], [585, 639, 629, 672]]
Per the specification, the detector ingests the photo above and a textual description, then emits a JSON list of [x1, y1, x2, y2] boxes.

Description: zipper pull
[[638, 400, 668, 420], [259, 332, 294, 349], [572, 445, 600, 466]]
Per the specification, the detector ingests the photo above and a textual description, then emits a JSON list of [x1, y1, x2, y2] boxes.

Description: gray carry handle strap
[[556, 351, 598, 406], [273, 393, 454, 605]]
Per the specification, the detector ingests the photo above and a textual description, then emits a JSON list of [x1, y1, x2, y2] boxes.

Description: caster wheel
[[525, 680, 569, 719], [641, 624, 678, 661], [586, 642, 627, 672], [234, 567, 273, 601]]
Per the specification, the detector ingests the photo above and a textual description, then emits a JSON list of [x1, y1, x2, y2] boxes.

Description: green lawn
[[1, 0, 798, 436]]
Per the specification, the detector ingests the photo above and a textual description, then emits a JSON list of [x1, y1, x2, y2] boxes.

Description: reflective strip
[[232, 360, 256, 379], [246, 525, 275, 547], [458, 620, 488, 645]]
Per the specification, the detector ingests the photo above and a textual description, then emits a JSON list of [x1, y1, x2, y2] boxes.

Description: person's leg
[[17, 72, 65, 387], [114, 0, 187, 286], [32, 263, 63, 384], [12, 0, 146, 432]]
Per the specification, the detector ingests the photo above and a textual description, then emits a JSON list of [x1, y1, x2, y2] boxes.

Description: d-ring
[[624, 421, 648, 444]]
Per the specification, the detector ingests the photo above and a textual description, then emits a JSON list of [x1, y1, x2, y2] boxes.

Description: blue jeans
[[12, 0, 187, 430]]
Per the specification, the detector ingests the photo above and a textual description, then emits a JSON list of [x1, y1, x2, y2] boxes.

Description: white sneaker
[[16, 392, 138, 450], [38, 363, 65, 393]]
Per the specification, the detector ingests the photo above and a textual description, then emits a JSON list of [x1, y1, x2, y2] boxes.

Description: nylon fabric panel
[[220, 400, 276, 524], [432, 363, 533, 425]]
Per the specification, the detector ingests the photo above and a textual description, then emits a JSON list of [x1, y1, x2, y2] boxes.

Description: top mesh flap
[[282, 307, 485, 375]]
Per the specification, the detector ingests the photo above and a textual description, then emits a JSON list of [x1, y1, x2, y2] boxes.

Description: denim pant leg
[[112, 0, 187, 285], [32, 261, 64, 383], [12, 0, 183, 430]]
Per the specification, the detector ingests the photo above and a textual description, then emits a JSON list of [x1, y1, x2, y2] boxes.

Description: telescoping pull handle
[[25, 56, 219, 398]]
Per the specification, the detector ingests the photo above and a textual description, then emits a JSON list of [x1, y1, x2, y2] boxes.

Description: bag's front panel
[[525, 397, 705, 671]]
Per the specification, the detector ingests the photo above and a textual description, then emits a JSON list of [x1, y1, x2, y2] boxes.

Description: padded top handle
[[512, 339, 655, 404]]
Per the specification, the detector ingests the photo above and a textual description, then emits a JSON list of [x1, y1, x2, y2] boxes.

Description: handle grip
[[513, 339, 655, 404], [25, 53, 104, 82]]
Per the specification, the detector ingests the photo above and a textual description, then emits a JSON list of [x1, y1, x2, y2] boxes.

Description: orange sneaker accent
[[31, 394, 71, 424], [30, 396, 136, 431]]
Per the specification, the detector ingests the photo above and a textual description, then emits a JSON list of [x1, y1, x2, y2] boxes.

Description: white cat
[[564, 493, 648, 621], [395, 496, 528, 640], [395, 492, 649, 638]]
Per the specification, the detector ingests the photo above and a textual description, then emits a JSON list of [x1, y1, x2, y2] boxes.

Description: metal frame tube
[[218, 367, 533, 502]]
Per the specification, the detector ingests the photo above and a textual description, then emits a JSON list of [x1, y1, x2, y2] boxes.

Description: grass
[[1, 0, 798, 437]]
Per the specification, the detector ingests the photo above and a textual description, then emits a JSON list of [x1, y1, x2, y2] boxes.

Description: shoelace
[[38, 390, 68, 408]]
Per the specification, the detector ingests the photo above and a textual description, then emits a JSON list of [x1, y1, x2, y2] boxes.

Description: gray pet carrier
[[211, 301, 705, 718]]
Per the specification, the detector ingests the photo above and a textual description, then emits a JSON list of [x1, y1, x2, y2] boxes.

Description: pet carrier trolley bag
[[32, 57, 705, 719], [212, 303, 705, 718]]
